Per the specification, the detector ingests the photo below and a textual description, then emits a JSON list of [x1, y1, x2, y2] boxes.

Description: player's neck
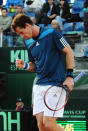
[[32, 25, 40, 38]]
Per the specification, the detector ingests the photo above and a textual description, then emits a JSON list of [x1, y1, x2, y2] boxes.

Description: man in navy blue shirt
[[11, 14, 74, 131]]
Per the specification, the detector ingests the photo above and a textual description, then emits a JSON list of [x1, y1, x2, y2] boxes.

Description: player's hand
[[63, 77, 74, 91], [15, 59, 25, 69]]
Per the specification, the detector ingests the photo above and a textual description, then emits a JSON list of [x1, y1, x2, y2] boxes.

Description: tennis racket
[[44, 71, 85, 112]]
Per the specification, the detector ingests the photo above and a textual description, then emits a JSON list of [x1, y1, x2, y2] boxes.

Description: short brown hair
[[11, 14, 33, 32]]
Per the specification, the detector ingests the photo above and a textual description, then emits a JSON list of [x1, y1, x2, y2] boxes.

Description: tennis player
[[11, 14, 74, 131]]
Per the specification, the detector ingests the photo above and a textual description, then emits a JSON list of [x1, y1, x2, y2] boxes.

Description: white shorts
[[32, 84, 66, 117]]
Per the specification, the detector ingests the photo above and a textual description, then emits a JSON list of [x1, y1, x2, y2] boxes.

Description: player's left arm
[[62, 45, 74, 91]]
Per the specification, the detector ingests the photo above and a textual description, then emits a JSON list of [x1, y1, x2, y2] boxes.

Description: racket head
[[44, 85, 69, 111]]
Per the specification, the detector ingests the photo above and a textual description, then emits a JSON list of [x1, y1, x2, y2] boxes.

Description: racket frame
[[44, 85, 69, 111]]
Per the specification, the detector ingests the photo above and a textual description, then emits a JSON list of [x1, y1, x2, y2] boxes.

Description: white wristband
[[23, 62, 29, 70]]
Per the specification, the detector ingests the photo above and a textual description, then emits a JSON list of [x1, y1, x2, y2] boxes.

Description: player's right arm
[[15, 59, 36, 73]]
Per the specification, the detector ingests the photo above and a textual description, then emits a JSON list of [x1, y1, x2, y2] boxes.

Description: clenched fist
[[15, 59, 25, 69], [15, 59, 36, 72]]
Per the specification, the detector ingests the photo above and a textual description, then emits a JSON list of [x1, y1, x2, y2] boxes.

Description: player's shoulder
[[41, 26, 54, 32], [45, 27, 62, 35], [40, 27, 57, 36]]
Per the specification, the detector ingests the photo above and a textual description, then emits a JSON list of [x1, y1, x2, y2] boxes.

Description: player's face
[[15, 25, 32, 39]]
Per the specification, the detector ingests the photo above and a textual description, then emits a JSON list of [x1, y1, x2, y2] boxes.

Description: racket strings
[[53, 88, 64, 116], [44, 86, 69, 115]]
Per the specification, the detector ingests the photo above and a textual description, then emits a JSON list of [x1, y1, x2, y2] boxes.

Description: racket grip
[[64, 85, 70, 92], [60, 84, 70, 93], [63, 85, 70, 95]]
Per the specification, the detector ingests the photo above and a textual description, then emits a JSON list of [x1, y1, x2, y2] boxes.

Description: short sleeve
[[53, 29, 69, 51]]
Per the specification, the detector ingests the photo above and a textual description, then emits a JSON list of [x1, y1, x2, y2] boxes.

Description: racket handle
[[63, 85, 70, 95], [74, 71, 85, 83]]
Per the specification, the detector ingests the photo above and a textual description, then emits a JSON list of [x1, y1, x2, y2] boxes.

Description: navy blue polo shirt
[[25, 27, 69, 85]]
